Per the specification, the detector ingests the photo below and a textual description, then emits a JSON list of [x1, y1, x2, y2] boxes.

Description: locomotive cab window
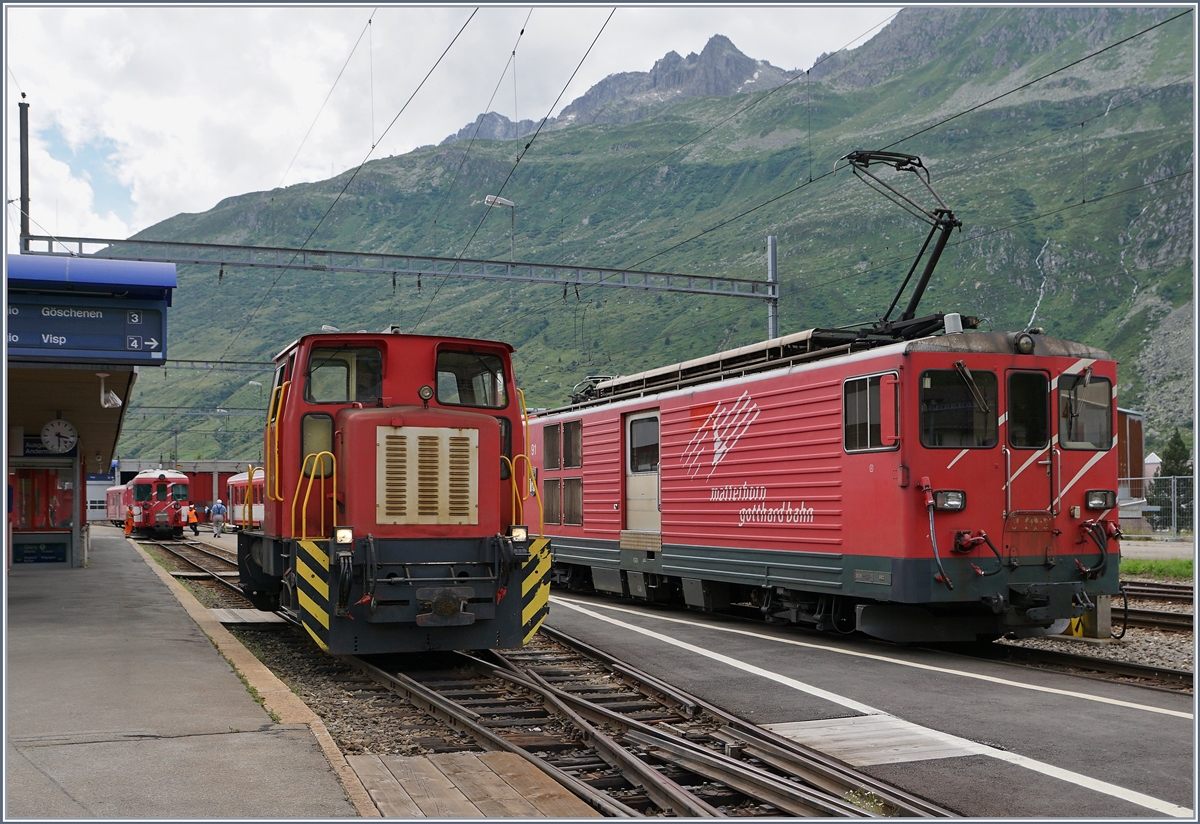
[[436, 350, 508, 409], [844, 373, 898, 452], [920, 368, 998, 448], [305, 347, 382, 404], [1059, 373, 1112, 450], [1007, 371, 1049, 449]]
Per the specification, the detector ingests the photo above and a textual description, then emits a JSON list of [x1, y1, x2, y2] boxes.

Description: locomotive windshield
[[305, 347, 383, 404], [919, 369, 998, 448], [133, 484, 152, 502], [436, 350, 508, 408], [171, 483, 189, 501], [1059, 374, 1112, 449]]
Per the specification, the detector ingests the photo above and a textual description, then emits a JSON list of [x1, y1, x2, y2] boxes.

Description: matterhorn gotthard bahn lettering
[[683, 391, 815, 527]]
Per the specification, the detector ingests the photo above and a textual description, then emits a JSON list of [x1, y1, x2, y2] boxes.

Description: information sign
[[7, 294, 167, 362]]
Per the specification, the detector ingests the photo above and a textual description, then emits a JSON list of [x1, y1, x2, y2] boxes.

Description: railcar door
[[1002, 369, 1056, 562], [624, 412, 661, 533]]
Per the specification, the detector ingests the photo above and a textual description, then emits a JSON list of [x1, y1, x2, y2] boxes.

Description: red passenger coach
[[237, 327, 552, 655], [227, 468, 265, 529], [531, 324, 1122, 643]]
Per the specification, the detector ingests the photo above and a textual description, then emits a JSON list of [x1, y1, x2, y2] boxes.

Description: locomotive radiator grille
[[377, 426, 479, 525]]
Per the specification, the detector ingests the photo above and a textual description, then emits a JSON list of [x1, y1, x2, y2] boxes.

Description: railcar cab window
[[920, 368, 998, 448], [304, 347, 383, 404], [1059, 373, 1112, 450], [1008, 372, 1049, 449], [171, 483, 189, 501], [133, 484, 152, 502], [301, 413, 334, 478], [436, 350, 507, 408], [844, 374, 897, 452]]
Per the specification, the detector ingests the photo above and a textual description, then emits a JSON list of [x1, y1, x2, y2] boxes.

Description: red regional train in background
[[237, 327, 552, 655], [106, 469, 192, 537], [529, 151, 1122, 644], [227, 468, 265, 530]]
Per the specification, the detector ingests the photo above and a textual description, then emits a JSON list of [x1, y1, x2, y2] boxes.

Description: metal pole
[[767, 236, 778, 339], [510, 205, 515, 262], [19, 96, 30, 251], [1171, 475, 1177, 537]]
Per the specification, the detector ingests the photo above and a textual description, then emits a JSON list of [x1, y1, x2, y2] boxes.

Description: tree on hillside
[[1159, 428, 1191, 478]]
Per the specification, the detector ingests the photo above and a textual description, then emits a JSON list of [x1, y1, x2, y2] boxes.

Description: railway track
[[341, 628, 953, 818], [1113, 606, 1194, 633], [982, 643, 1193, 691], [143, 538, 245, 599], [1119, 580, 1194, 603]]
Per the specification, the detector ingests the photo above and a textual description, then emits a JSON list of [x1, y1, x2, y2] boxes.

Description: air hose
[[1075, 521, 1108, 579], [1111, 584, 1129, 640], [918, 477, 953, 590]]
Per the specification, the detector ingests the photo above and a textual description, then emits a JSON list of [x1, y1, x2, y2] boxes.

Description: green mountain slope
[[121, 6, 1194, 464]]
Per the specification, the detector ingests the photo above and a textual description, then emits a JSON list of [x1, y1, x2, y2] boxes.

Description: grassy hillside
[[119, 6, 1194, 463]]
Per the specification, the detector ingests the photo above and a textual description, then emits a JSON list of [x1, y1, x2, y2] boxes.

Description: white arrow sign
[[145, 338, 160, 349]]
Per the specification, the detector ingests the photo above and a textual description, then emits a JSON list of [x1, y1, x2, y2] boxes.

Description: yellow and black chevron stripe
[[520, 537, 552, 644], [295, 539, 331, 651]]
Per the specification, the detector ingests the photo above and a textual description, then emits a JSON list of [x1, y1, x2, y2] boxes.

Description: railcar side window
[[629, 417, 659, 472], [543, 424, 561, 470], [305, 347, 382, 404], [543, 478, 562, 524], [301, 413, 335, 477], [564, 420, 583, 468], [563, 478, 584, 526], [919, 369, 998, 448], [1059, 374, 1112, 450], [436, 350, 508, 409], [1008, 372, 1049, 449], [844, 374, 897, 452]]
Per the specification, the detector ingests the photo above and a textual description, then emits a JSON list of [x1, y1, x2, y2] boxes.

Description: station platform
[[5, 524, 363, 818]]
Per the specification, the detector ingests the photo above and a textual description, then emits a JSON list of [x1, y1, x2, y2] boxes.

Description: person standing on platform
[[124, 505, 134, 536], [210, 499, 227, 537], [187, 506, 199, 536]]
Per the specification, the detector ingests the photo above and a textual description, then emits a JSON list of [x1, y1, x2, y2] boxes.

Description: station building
[[6, 253, 175, 566]]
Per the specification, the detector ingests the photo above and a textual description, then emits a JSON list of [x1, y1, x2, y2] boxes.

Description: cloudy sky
[[4, 5, 902, 254]]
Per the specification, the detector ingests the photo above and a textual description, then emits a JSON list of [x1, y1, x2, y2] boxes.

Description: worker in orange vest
[[187, 506, 199, 536], [124, 505, 134, 536]]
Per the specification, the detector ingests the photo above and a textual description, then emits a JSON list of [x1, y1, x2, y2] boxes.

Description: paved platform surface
[[1118, 538, 1193, 560], [6, 526, 358, 818]]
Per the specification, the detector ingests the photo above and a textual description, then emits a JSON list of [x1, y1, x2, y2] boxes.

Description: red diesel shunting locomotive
[[237, 327, 552, 655]]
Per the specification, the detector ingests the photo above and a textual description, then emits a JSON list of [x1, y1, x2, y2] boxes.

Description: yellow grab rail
[[290, 451, 337, 540], [266, 381, 290, 502], [503, 454, 544, 538], [240, 465, 262, 528]]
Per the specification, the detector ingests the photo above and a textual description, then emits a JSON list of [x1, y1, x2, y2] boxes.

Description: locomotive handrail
[[240, 465, 263, 528], [267, 381, 291, 502], [503, 454, 545, 538], [291, 451, 337, 539]]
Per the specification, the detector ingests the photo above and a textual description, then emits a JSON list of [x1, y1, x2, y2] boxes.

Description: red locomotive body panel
[[532, 330, 1121, 642], [238, 328, 552, 655]]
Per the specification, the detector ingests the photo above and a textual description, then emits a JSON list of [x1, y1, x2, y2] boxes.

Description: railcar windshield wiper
[[954, 360, 990, 414]]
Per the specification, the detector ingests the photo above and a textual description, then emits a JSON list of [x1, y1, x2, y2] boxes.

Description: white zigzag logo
[[681, 391, 760, 481]]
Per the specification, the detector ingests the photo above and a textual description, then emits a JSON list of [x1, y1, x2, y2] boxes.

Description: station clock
[[41, 418, 79, 454]]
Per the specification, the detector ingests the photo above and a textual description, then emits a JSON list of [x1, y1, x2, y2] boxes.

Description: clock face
[[41, 419, 79, 454]]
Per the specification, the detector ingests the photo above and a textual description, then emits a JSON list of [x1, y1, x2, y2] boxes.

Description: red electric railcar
[[530, 326, 1122, 643], [237, 327, 552, 654], [227, 468, 265, 530], [109, 469, 191, 537]]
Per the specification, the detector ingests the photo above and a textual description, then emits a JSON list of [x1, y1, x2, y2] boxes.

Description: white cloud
[[4, 5, 900, 253]]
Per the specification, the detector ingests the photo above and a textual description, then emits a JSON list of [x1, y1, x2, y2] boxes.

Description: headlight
[[418, 384, 434, 401], [1085, 490, 1116, 510], [334, 526, 355, 545], [509, 525, 529, 542], [1008, 331, 1035, 355], [934, 490, 966, 511]]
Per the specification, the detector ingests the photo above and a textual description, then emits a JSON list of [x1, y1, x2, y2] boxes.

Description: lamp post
[[484, 195, 515, 261]]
